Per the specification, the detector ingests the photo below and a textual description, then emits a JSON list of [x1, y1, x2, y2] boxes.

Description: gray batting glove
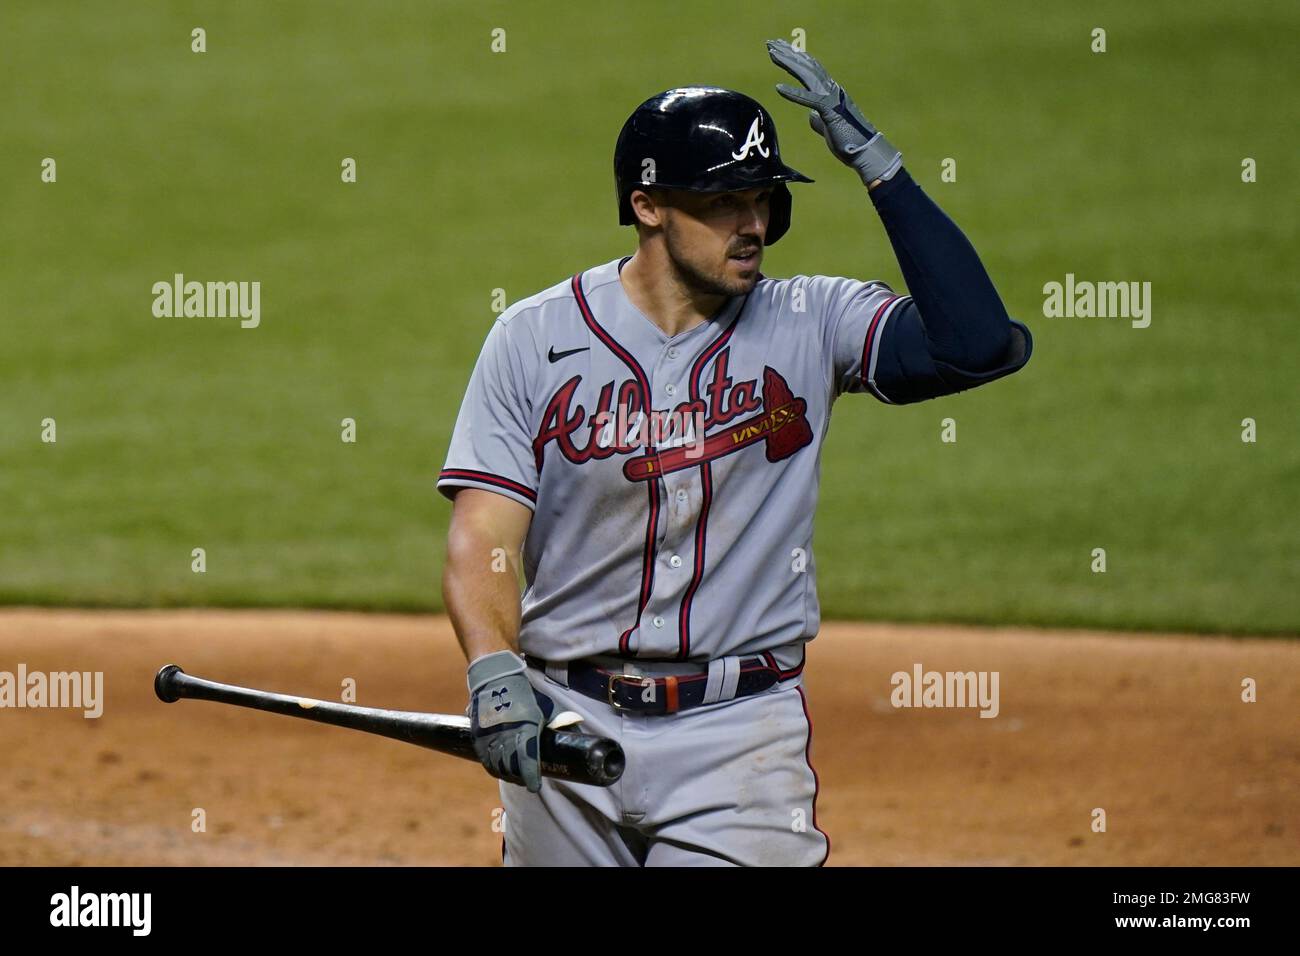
[[766, 38, 903, 186], [467, 650, 554, 793]]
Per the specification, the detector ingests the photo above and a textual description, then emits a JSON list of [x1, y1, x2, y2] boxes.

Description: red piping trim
[[796, 684, 830, 866]]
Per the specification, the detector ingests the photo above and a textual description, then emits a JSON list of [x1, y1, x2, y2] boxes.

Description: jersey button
[[665, 383, 677, 396], [652, 616, 665, 628], [667, 347, 680, 360], [669, 555, 683, 568], [676, 489, 688, 502]]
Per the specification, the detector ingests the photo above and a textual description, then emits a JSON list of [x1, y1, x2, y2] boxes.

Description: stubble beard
[[663, 221, 760, 299]]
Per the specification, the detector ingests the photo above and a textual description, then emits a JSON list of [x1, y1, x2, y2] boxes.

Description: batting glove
[[467, 650, 554, 794], [766, 38, 903, 186]]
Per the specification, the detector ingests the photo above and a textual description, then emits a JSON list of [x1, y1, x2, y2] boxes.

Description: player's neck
[[620, 249, 728, 338]]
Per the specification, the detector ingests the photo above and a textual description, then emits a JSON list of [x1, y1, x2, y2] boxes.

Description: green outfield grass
[[1, 1, 1296, 632]]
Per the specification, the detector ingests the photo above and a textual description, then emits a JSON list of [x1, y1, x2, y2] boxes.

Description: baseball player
[[439, 40, 1032, 866]]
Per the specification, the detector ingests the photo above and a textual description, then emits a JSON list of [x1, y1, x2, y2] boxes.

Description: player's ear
[[629, 188, 666, 231]]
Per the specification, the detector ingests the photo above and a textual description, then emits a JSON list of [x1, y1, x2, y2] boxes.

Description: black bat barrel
[[154, 664, 623, 786]]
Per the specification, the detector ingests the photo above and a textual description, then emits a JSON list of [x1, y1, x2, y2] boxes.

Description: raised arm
[[768, 39, 1031, 403]]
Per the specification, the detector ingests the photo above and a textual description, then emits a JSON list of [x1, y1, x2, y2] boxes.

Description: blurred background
[[1, 0, 1296, 632]]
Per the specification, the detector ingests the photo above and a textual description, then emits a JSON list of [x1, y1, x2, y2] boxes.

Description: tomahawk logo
[[49, 886, 151, 936], [731, 116, 770, 160]]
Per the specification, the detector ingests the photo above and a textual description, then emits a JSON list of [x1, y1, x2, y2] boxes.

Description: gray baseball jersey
[[439, 255, 909, 669]]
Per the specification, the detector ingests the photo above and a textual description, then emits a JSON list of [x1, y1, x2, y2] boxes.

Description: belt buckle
[[606, 673, 645, 712], [606, 674, 628, 711]]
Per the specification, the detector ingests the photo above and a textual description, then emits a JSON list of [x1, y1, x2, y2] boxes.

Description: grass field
[[1, 1, 1296, 632]]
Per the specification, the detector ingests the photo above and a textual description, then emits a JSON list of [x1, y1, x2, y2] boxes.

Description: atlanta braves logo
[[532, 351, 812, 476], [731, 115, 770, 160]]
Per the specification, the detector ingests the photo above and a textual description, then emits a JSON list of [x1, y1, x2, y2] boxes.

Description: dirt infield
[[0, 609, 1294, 866]]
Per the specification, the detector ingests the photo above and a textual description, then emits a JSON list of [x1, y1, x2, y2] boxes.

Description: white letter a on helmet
[[731, 116, 770, 160]]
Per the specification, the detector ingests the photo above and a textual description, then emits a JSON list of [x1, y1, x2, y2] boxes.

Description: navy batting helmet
[[614, 87, 813, 245]]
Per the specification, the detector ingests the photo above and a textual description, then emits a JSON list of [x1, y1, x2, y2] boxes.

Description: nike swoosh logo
[[548, 345, 590, 363]]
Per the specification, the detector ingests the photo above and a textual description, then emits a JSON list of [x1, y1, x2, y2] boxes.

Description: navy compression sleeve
[[864, 168, 1031, 403]]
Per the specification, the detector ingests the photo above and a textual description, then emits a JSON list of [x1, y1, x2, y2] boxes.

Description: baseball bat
[[154, 664, 624, 787]]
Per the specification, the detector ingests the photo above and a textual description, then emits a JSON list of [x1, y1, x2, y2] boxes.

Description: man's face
[[652, 186, 773, 297]]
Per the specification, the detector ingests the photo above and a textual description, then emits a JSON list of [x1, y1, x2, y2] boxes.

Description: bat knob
[[589, 740, 626, 785], [155, 664, 185, 703]]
